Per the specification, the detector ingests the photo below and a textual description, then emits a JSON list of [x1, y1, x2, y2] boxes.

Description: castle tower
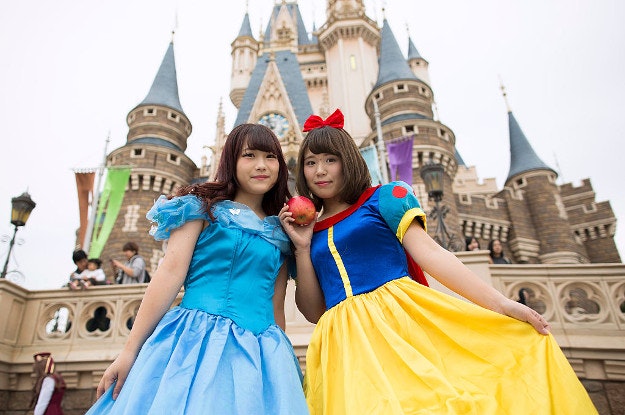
[[101, 40, 196, 277], [230, 11, 259, 109], [365, 19, 463, 249], [407, 32, 430, 85], [317, 0, 379, 143], [232, 2, 314, 167], [502, 97, 588, 263]]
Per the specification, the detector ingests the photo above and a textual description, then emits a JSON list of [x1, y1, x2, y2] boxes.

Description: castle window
[[374, 92, 383, 100], [131, 148, 145, 158], [438, 128, 449, 141], [350, 55, 357, 70], [168, 112, 179, 122], [582, 203, 598, 213], [403, 125, 417, 135], [459, 194, 471, 204], [394, 83, 408, 93], [144, 108, 156, 116], [514, 177, 527, 189], [167, 153, 181, 165]]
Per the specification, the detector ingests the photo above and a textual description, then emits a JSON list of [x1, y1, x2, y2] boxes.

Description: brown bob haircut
[[122, 242, 139, 254], [175, 123, 291, 219], [296, 126, 371, 210]]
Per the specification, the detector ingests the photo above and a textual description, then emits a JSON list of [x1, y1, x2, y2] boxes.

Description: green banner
[[88, 168, 131, 258]]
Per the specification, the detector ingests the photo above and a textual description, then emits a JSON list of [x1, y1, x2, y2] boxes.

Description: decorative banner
[[386, 136, 414, 185], [74, 171, 95, 249], [88, 168, 131, 258], [360, 145, 384, 186]]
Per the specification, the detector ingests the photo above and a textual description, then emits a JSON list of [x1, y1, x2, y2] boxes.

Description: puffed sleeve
[[378, 181, 427, 244], [147, 195, 207, 240]]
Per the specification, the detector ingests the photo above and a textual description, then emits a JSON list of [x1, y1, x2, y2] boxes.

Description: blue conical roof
[[139, 42, 184, 114], [455, 148, 466, 167], [506, 111, 555, 180], [238, 12, 254, 38], [407, 36, 425, 61], [263, 3, 312, 46], [374, 19, 418, 88]]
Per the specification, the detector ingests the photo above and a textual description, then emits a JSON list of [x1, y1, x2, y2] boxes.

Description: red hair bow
[[303, 109, 344, 132]]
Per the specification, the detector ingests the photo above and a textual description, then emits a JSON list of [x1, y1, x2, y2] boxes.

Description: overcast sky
[[1, 0, 623, 289]]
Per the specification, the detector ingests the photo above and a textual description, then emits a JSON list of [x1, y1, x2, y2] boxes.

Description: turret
[[501, 87, 588, 263], [407, 31, 430, 85], [365, 19, 462, 249], [101, 40, 197, 278], [317, 0, 379, 141], [230, 12, 259, 108]]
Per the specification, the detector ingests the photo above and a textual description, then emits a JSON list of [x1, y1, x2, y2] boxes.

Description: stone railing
[[0, 278, 314, 394], [1, 252, 624, 399]]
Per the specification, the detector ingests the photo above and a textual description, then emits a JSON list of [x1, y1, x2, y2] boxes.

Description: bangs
[[244, 127, 281, 155], [305, 130, 340, 156]]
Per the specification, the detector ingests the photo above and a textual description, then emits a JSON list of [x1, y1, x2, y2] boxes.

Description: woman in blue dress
[[86, 124, 309, 414]]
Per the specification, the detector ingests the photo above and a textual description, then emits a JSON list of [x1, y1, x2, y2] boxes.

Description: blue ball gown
[[85, 195, 309, 415]]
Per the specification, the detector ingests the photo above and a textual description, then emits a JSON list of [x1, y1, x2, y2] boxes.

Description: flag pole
[[373, 98, 389, 184], [83, 133, 110, 254]]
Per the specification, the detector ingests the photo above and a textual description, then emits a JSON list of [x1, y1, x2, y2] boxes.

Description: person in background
[[67, 249, 88, 290], [279, 109, 596, 414], [79, 258, 107, 288], [465, 236, 481, 251], [488, 238, 512, 264], [112, 242, 147, 284], [31, 352, 66, 415], [85, 123, 308, 414]]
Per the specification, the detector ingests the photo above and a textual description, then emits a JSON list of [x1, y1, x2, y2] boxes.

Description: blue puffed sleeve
[[146, 195, 207, 240], [378, 181, 427, 244]]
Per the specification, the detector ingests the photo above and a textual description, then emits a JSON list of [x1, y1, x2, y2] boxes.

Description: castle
[[97, 0, 620, 275], [1, 2, 624, 413]]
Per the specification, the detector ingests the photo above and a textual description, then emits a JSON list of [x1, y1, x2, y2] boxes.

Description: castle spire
[[139, 41, 185, 114], [407, 33, 423, 61], [237, 10, 254, 38], [406, 24, 430, 85], [374, 19, 417, 88], [504, 87, 555, 181]]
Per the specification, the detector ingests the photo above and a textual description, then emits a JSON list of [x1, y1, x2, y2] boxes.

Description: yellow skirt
[[304, 277, 597, 415]]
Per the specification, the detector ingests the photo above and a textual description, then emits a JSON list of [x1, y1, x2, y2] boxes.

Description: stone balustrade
[[1, 251, 624, 413]]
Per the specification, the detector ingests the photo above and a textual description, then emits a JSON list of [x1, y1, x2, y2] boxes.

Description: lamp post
[[420, 163, 463, 252], [1, 191, 36, 279]]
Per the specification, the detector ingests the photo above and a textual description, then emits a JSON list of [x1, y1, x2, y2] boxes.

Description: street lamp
[[420, 163, 463, 251], [1, 191, 36, 279]]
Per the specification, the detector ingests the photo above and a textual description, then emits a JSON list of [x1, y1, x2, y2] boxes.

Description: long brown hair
[[175, 123, 291, 218], [296, 126, 371, 210]]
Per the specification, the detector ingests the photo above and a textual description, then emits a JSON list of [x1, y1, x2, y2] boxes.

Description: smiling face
[[234, 141, 280, 204], [303, 150, 345, 202]]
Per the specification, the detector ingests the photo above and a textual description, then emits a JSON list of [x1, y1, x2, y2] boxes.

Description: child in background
[[279, 109, 597, 414], [78, 258, 106, 288]]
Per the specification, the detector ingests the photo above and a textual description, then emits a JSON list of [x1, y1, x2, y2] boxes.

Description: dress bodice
[[311, 182, 426, 310], [147, 195, 291, 334]]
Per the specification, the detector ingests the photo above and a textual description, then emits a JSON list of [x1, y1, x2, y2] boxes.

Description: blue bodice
[[147, 195, 292, 334], [311, 182, 426, 310]]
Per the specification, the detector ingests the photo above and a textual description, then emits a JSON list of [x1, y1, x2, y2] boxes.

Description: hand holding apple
[[286, 196, 316, 226]]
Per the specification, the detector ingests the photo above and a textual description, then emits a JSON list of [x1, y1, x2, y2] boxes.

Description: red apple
[[287, 196, 316, 226]]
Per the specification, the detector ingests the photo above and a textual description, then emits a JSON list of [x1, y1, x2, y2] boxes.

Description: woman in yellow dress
[[279, 109, 597, 415]]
